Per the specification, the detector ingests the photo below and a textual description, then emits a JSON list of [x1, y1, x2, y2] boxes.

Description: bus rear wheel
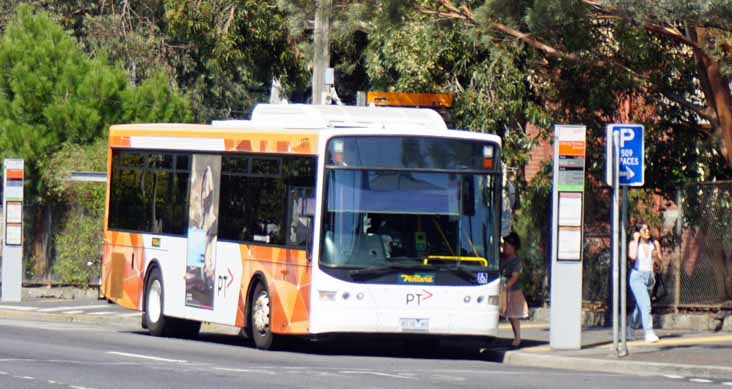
[[250, 282, 280, 350], [144, 267, 201, 338], [145, 267, 172, 337]]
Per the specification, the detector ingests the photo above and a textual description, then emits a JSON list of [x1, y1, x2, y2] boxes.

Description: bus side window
[[288, 187, 314, 247]]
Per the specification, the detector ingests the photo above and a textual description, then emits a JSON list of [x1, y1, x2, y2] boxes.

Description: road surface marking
[[664, 375, 684, 379], [519, 345, 551, 352], [431, 374, 466, 382], [339, 370, 417, 380], [498, 322, 548, 330], [721, 382, 732, 386], [88, 312, 116, 316], [689, 378, 713, 383], [107, 351, 187, 363], [0, 305, 37, 311], [38, 304, 109, 312], [15, 375, 34, 380], [118, 312, 143, 317], [61, 310, 85, 315], [214, 367, 276, 375]]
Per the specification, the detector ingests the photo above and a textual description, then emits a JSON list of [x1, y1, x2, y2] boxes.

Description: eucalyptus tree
[[414, 0, 732, 302], [415, 0, 732, 186]]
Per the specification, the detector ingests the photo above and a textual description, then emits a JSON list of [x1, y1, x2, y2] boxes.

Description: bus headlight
[[487, 295, 499, 306]]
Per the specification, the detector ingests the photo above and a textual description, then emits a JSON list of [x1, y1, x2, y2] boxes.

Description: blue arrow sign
[[606, 124, 644, 186]]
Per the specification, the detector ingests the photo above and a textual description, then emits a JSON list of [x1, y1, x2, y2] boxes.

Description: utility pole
[[312, 0, 331, 105]]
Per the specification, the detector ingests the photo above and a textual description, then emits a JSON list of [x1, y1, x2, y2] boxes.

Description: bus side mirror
[[507, 181, 520, 210], [501, 181, 519, 237]]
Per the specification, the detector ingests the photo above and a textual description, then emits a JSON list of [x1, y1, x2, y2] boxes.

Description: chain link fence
[[0, 201, 102, 287], [579, 181, 732, 313], [663, 182, 732, 310]]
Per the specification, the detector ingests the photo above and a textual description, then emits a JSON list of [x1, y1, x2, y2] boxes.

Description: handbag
[[499, 286, 508, 316]]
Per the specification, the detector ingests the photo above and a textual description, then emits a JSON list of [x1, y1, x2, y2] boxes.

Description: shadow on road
[[126, 329, 547, 362]]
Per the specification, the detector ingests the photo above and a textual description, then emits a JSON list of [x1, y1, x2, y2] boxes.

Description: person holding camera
[[627, 223, 662, 343]]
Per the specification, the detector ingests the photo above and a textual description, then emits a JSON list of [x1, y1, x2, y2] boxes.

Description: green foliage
[[42, 141, 106, 287], [0, 4, 193, 199], [0, 4, 126, 198], [0, 4, 194, 280], [163, 0, 308, 120], [52, 206, 102, 287], [39, 141, 107, 204], [475, 0, 732, 187], [121, 71, 193, 123], [350, 4, 550, 172]]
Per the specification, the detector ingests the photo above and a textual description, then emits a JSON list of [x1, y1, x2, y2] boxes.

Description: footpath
[[3, 287, 732, 383], [488, 322, 732, 383]]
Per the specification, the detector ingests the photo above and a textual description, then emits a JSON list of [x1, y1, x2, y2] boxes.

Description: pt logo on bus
[[406, 290, 433, 305]]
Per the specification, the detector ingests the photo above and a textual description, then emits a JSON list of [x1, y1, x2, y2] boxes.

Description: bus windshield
[[320, 137, 500, 273]]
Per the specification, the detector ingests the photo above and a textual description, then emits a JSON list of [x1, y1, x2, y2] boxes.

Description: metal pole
[[674, 188, 682, 314], [619, 186, 629, 356], [312, 0, 331, 105], [611, 132, 620, 354]]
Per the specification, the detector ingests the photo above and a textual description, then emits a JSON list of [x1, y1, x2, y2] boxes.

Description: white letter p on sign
[[619, 128, 634, 148]]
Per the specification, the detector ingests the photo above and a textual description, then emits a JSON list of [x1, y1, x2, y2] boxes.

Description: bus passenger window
[[288, 187, 314, 247]]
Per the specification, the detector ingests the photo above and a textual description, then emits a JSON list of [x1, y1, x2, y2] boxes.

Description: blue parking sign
[[606, 124, 644, 186]]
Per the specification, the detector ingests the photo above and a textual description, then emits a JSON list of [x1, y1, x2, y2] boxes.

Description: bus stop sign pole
[[2, 158, 24, 302], [550, 125, 586, 350], [607, 124, 644, 357]]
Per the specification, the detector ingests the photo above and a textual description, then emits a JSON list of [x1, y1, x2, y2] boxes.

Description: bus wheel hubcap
[[253, 291, 270, 335], [148, 280, 162, 322]]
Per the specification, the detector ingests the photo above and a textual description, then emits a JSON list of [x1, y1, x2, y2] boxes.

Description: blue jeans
[[629, 269, 654, 331]]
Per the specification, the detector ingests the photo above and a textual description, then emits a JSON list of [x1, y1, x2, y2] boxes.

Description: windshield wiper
[[350, 263, 432, 280]]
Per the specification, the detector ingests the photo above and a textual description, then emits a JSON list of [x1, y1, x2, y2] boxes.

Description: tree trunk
[[690, 27, 732, 165], [30, 204, 51, 281]]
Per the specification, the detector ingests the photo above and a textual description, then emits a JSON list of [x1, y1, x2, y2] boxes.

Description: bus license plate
[[400, 318, 429, 332]]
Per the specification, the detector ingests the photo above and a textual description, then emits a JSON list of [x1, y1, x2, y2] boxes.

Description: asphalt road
[[0, 318, 715, 389]]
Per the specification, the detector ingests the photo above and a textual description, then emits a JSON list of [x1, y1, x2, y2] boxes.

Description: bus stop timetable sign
[[606, 124, 644, 187]]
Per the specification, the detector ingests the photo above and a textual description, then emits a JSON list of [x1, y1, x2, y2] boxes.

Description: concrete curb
[[21, 286, 100, 301], [500, 349, 732, 380], [0, 308, 242, 336], [0, 308, 140, 328]]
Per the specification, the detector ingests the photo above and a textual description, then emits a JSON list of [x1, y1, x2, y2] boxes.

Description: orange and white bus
[[101, 104, 504, 349]]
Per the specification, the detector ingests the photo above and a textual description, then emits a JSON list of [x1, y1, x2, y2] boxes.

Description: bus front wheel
[[250, 282, 279, 350]]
